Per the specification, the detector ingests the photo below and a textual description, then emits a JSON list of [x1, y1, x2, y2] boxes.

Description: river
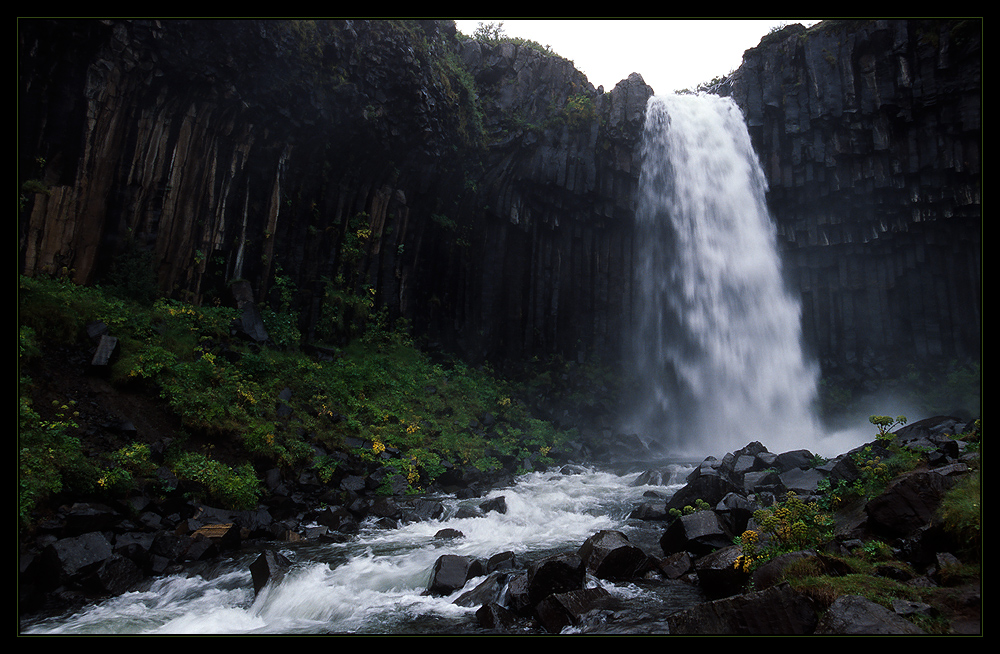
[[20, 463, 710, 635]]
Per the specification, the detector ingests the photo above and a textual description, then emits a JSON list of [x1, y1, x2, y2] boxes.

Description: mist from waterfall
[[627, 93, 826, 459]]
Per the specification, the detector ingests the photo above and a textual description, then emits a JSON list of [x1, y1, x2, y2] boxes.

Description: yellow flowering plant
[[745, 492, 834, 566]]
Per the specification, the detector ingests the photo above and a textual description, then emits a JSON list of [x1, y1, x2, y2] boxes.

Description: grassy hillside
[[18, 273, 573, 527]]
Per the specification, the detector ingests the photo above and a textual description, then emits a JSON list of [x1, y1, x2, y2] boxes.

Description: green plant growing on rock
[[18, 393, 95, 527], [938, 460, 981, 560], [741, 492, 834, 569], [668, 498, 711, 521], [870, 414, 907, 441], [96, 442, 159, 497], [169, 451, 261, 510]]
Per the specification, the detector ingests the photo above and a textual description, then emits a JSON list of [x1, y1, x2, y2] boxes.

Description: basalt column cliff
[[18, 19, 980, 384], [18, 19, 650, 366], [723, 20, 981, 382]]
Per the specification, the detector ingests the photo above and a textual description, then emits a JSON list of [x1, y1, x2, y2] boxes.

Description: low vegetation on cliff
[[17, 272, 574, 529]]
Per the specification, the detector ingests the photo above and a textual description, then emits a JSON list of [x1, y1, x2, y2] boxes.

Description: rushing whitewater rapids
[[628, 93, 843, 458], [20, 465, 705, 635]]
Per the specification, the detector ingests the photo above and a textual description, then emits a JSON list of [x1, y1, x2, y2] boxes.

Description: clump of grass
[[938, 462, 981, 560]]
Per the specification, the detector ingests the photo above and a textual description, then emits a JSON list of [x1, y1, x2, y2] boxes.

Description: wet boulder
[[774, 449, 815, 472], [112, 531, 156, 572], [667, 582, 818, 634], [629, 500, 670, 521], [526, 553, 587, 606], [250, 549, 292, 596], [402, 498, 447, 522], [714, 492, 755, 535], [476, 601, 520, 631], [779, 466, 827, 495], [667, 468, 740, 512], [660, 510, 735, 557], [41, 531, 114, 588], [693, 544, 750, 599], [479, 496, 507, 514], [453, 571, 510, 607], [314, 505, 359, 533], [534, 587, 619, 633], [577, 530, 649, 580], [865, 470, 956, 538], [814, 594, 926, 634], [427, 554, 484, 596], [486, 550, 519, 573], [741, 469, 785, 495], [656, 551, 694, 580], [89, 554, 143, 595]]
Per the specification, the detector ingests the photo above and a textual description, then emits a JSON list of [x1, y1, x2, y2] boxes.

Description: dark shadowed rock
[[577, 530, 649, 580], [453, 571, 509, 608], [865, 470, 956, 538], [88, 334, 120, 372], [314, 505, 359, 533], [693, 544, 750, 600], [629, 500, 670, 521], [427, 554, 481, 596], [230, 280, 269, 343], [41, 532, 114, 587], [774, 449, 814, 472], [534, 587, 619, 633], [814, 594, 925, 634], [656, 551, 694, 580], [751, 550, 819, 591], [667, 582, 818, 634], [250, 549, 292, 596], [779, 467, 826, 495], [479, 496, 507, 514], [714, 492, 755, 536], [526, 553, 586, 606], [667, 472, 740, 512], [486, 550, 519, 573], [660, 510, 734, 557], [476, 601, 520, 631], [89, 554, 143, 595], [62, 502, 122, 536]]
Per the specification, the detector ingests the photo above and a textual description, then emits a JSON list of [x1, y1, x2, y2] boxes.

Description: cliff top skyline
[[453, 18, 820, 94]]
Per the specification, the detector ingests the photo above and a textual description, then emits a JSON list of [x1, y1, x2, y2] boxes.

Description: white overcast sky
[[453, 19, 821, 95]]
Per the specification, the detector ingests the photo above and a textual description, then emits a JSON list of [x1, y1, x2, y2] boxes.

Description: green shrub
[[169, 451, 261, 510], [18, 394, 96, 526], [736, 492, 834, 573], [96, 442, 160, 496]]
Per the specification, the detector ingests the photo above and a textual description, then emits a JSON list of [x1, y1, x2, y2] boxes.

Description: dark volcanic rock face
[[18, 19, 980, 379], [723, 20, 981, 377], [18, 18, 650, 367]]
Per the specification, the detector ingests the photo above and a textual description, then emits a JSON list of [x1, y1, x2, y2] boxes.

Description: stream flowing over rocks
[[19, 415, 980, 635]]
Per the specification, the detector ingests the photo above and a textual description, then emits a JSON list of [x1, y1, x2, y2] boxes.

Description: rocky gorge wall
[[18, 18, 650, 368], [18, 19, 980, 388], [723, 19, 981, 383]]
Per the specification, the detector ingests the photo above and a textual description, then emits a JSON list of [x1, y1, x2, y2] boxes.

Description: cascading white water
[[19, 466, 698, 635], [629, 93, 823, 458]]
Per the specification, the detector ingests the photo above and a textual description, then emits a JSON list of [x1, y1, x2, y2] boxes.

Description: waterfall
[[629, 93, 822, 458]]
